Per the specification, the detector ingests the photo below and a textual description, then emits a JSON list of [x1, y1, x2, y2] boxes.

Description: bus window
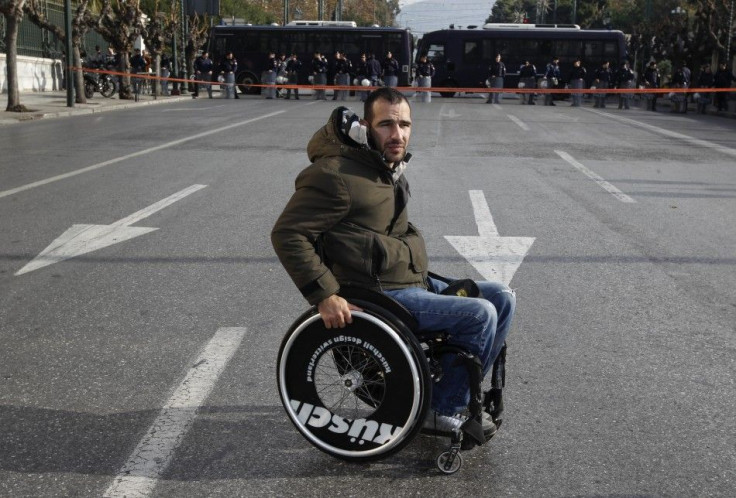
[[603, 41, 617, 59], [341, 32, 360, 55], [481, 39, 494, 60], [214, 37, 228, 56], [555, 40, 582, 58], [463, 41, 481, 63], [584, 41, 602, 58], [538, 40, 553, 56], [426, 43, 445, 63]]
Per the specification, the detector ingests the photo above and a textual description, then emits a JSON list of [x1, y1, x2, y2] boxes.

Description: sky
[[396, 0, 496, 36]]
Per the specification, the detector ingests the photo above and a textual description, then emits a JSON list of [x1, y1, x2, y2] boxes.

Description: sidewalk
[[0, 90, 191, 125]]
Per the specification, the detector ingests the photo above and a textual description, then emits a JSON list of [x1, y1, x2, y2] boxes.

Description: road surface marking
[[0, 110, 285, 200], [555, 150, 636, 203], [584, 108, 736, 159], [15, 184, 207, 275], [103, 327, 248, 498], [507, 114, 529, 131], [445, 190, 535, 285]]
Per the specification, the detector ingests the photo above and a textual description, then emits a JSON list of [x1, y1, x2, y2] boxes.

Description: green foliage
[[218, 0, 277, 24]]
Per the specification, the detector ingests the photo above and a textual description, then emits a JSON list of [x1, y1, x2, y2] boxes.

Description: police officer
[[616, 60, 635, 109], [643, 61, 661, 111], [670, 65, 689, 113], [713, 62, 736, 112], [695, 64, 714, 114], [130, 48, 147, 96], [568, 58, 586, 107], [486, 54, 506, 104], [367, 52, 382, 87], [285, 53, 302, 100], [219, 51, 238, 99], [262, 51, 278, 99], [543, 56, 561, 106], [415, 54, 435, 103], [355, 53, 369, 102], [518, 60, 537, 105], [382, 51, 400, 88], [332, 51, 351, 101], [312, 51, 328, 100], [192, 51, 214, 99], [593, 61, 611, 108]]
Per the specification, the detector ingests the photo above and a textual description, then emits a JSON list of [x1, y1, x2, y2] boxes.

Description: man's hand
[[317, 295, 362, 329]]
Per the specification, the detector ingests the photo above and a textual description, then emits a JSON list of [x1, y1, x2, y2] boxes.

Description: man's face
[[366, 99, 412, 164]]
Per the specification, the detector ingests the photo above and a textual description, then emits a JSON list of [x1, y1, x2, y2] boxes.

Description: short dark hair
[[364, 87, 410, 124]]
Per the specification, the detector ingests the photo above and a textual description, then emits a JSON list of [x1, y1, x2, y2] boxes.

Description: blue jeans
[[384, 277, 516, 416]]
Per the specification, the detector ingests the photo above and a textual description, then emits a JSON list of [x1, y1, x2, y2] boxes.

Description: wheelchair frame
[[277, 287, 505, 474]]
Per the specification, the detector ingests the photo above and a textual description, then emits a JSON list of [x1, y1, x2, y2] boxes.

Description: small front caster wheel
[[437, 450, 463, 474]]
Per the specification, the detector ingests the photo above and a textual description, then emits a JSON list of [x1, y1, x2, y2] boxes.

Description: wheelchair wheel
[[277, 309, 431, 461]]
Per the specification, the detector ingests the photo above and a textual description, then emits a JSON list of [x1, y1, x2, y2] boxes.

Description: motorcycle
[[82, 60, 116, 99]]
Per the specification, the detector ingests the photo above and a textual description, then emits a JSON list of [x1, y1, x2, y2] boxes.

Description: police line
[[75, 67, 733, 95]]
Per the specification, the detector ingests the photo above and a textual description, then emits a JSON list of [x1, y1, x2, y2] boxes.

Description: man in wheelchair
[[272, 87, 516, 449]]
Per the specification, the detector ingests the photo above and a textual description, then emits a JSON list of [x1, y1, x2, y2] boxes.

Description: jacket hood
[[307, 107, 411, 174]]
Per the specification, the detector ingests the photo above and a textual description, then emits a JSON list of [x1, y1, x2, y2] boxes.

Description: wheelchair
[[277, 285, 507, 474]]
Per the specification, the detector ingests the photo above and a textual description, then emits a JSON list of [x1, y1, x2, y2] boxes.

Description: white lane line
[[555, 150, 636, 203], [469, 189, 499, 236], [103, 327, 248, 498], [584, 108, 736, 159], [0, 110, 286, 200], [507, 114, 529, 131]]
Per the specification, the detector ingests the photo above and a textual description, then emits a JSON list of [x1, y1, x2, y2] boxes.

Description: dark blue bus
[[416, 24, 628, 97], [208, 21, 414, 94]]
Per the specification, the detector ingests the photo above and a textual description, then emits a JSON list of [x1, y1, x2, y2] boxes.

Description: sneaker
[[421, 410, 466, 436]]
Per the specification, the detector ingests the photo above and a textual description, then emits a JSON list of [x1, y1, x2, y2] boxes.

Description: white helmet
[[361, 78, 370, 87]]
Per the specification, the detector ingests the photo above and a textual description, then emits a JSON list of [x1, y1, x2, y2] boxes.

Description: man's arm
[[272, 162, 355, 314]]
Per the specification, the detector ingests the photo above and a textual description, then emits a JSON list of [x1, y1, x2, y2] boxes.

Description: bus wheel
[[236, 72, 261, 95], [439, 80, 458, 98]]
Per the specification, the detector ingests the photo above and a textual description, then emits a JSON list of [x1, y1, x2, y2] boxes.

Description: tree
[[24, 0, 95, 104], [93, 0, 147, 99], [141, 0, 177, 95], [183, 11, 209, 88], [1, 0, 28, 111]]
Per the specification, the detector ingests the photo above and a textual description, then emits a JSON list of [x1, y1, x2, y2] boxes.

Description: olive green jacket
[[271, 108, 429, 305]]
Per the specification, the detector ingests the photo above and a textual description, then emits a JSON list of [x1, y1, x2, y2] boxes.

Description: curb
[[0, 95, 192, 125]]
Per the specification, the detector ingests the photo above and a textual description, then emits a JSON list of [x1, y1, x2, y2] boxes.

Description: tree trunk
[[4, 14, 23, 111], [119, 50, 133, 99], [153, 54, 161, 96], [74, 45, 86, 104]]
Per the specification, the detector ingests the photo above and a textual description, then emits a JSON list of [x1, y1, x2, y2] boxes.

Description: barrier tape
[[74, 67, 734, 95]]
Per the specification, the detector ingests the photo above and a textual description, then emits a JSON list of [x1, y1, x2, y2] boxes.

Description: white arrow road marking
[[15, 184, 207, 275], [444, 190, 535, 285], [104, 327, 248, 498], [555, 150, 636, 203]]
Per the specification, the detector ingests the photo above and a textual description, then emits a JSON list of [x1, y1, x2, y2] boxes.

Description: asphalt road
[[1, 94, 735, 497]]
